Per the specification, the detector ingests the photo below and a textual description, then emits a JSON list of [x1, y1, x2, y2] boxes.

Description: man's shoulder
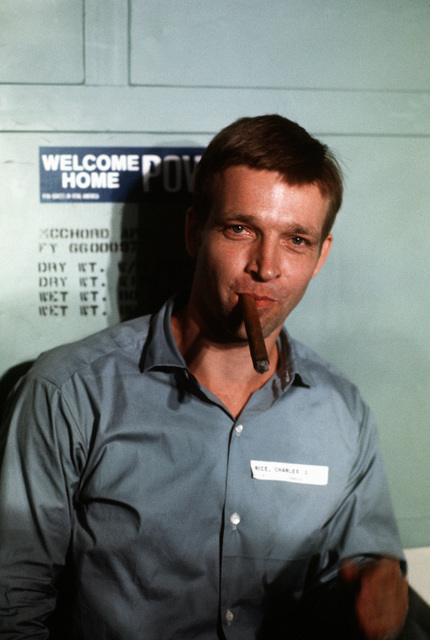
[[28, 315, 152, 389], [291, 337, 348, 379], [290, 336, 367, 412]]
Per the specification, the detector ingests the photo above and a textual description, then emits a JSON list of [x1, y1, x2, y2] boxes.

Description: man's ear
[[185, 207, 202, 258], [312, 233, 333, 278]]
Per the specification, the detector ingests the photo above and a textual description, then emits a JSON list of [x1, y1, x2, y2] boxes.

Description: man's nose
[[246, 239, 281, 282]]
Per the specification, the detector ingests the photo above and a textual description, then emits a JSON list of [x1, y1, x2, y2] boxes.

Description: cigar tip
[[254, 359, 270, 374]]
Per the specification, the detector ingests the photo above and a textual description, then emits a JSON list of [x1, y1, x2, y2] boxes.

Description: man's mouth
[[254, 298, 274, 311], [239, 294, 276, 311]]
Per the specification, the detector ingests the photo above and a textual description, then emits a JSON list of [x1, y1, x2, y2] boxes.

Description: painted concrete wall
[[1, 0, 429, 569]]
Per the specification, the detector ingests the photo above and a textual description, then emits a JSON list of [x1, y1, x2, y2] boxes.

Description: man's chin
[[211, 324, 249, 345], [236, 315, 283, 344]]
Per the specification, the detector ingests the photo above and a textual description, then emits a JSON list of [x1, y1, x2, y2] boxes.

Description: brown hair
[[192, 114, 343, 239]]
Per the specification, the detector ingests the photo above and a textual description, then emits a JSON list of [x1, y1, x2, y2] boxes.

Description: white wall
[[1, 0, 429, 576]]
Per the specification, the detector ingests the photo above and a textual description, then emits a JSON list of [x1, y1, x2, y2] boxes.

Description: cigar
[[239, 293, 270, 374]]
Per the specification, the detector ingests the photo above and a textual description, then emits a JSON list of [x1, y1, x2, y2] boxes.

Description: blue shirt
[[0, 298, 404, 639]]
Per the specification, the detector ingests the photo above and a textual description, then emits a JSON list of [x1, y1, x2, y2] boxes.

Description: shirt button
[[225, 609, 234, 625], [235, 424, 243, 435], [230, 512, 241, 528]]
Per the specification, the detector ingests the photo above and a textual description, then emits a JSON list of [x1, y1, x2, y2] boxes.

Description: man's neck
[[171, 304, 280, 418]]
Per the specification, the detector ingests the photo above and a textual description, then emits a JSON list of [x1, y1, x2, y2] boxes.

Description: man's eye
[[229, 225, 245, 234], [291, 236, 305, 245]]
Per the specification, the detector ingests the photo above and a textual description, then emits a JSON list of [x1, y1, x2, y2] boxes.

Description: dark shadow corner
[[408, 587, 430, 638]]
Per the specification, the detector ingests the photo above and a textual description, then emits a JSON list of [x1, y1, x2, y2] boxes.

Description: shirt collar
[[140, 297, 188, 372], [141, 297, 313, 389], [281, 330, 313, 389]]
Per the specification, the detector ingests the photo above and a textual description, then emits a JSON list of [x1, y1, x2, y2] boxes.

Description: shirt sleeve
[[0, 373, 86, 638], [316, 400, 405, 584]]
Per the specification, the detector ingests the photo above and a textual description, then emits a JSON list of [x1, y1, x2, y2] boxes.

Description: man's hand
[[340, 557, 409, 640]]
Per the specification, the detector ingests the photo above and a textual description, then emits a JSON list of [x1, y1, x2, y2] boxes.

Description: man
[[0, 115, 410, 639]]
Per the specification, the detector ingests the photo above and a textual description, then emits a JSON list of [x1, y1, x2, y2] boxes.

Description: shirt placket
[[220, 398, 273, 638]]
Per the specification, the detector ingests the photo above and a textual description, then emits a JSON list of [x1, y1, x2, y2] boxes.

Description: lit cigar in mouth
[[239, 293, 270, 374]]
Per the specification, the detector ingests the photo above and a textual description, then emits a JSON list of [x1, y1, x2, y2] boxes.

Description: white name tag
[[250, 460, 329, 485]]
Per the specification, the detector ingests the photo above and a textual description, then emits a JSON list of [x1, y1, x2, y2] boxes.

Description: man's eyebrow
[[287, 224, 320, 239], [212, 211, 257, 227], [221, 211, 256, 222]]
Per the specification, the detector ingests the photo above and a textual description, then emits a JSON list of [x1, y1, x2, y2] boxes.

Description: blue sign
[[39, 147, 204, 203]]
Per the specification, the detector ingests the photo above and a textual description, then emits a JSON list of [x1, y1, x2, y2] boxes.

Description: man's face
[[186, 165, 332, 343]]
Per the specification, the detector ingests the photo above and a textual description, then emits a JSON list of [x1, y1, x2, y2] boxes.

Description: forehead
[[208, 165, 329, 230]]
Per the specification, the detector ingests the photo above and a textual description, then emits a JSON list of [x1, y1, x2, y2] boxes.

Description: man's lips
[[254, 298, 275, 311], [239, 294, 276, 311]]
